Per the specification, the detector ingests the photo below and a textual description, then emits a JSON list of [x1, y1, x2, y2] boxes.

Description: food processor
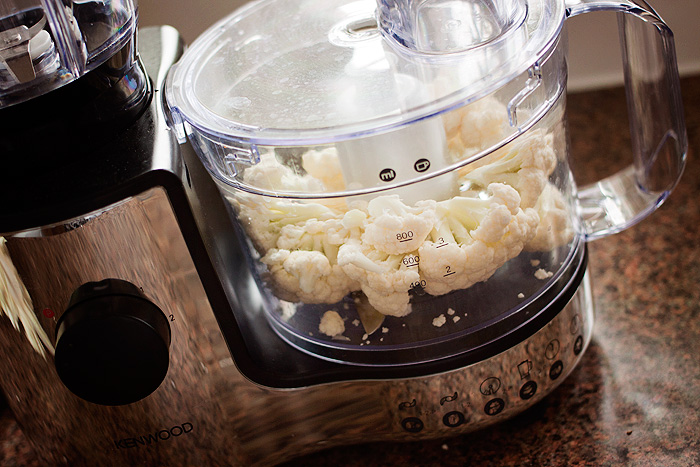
[[0, 0, 686, 465]]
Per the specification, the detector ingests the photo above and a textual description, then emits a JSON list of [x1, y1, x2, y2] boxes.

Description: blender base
[[0, 177, 593, 465]]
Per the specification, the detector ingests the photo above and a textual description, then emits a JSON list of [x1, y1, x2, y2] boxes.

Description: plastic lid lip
[[166, 0, 565, 147]]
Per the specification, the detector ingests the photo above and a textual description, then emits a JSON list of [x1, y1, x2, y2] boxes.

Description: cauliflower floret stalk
[[337, 239, 420, 317], [524, 183, 574, 251], [418, 183, 539, 296], [460, 130, 557, 208], [260, 210, 365, 305]]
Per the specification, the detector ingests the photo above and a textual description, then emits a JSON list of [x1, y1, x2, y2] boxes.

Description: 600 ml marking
[[114, 422, 193, 449]]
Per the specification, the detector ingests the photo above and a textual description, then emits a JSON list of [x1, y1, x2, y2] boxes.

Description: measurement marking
[[436, 243, 448, 248], [407, 264, 418, 268], [399, 238, 413, 243], [443, 272, 456, 277]]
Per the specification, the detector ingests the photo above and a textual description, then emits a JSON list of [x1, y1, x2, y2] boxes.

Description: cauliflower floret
[[232, 148, 360, 253], [460, 130, 557, 208], [276, 218, 343, 259], [524, 183, 574, 251], [445, 96, 509, 159], [337, 240, 419, 317], [302, 148, 347, 192], [235, 196, 341, 252], [260, 213, 364, 304], [241, 150, 347, 211], [418, 183, 539, 296], [417, 239, 468, 296], [243, 152, 325, 193], [262, 249, 357, 304], [361, 195, 437, 255]]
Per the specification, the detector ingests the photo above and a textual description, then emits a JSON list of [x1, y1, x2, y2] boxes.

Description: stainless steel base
[[0, 184, 593, 466]]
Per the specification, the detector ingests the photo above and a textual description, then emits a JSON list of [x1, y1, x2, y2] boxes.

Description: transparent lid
[[166, 0, 565, 146], [0, 0, 138, 106]]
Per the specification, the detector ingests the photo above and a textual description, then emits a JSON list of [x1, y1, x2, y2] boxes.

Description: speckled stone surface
[[1, 77, 698, 466]]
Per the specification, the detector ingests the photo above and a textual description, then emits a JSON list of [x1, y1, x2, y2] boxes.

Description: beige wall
[[139, 0, 700, 92]]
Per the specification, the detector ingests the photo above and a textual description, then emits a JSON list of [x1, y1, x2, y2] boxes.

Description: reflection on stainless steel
[[0, 237, 53, 356], [0, 187, 593, 465]]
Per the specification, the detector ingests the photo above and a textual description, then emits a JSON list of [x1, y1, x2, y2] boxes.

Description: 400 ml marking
[[114, 422, 193, 449]]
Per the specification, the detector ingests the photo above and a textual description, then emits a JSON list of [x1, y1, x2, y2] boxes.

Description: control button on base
[[519, 381, 538, 400], [549, 360, 564, 380], [443, 411, 465, 428], [54, 279, 171, 406], [401, 417, 424, 433], [484, 398, 505, 416]]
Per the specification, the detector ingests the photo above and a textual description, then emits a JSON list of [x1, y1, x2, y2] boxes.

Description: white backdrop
[[138, 0, 700, 92]]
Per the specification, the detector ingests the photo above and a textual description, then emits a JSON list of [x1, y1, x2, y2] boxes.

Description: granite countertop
[[1, 77, 698, 466]]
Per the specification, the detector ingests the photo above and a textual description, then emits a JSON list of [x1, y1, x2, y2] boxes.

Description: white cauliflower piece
[[302, 148, 347, 192], [262, 249, 357, 304], [235, 196, 341, 252], [418, 183, 539, 296], [361, 195, 437, 255], [460, 130, 557, 208], [337, 240, 420, 317], [260, 213, 364, 304], [524, 183, 574, 251], [445, 96, 509, 159], [243, 152, 325, 193], [319, 310, 345, 337]]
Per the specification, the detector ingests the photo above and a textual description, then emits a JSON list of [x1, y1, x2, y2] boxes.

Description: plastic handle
[[566, 0, 687, 239]]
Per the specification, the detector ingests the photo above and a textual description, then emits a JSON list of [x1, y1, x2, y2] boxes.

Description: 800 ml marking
[[397, 231, 414, 243]]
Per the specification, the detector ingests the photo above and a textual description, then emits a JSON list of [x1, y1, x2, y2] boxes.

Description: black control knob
[[55, 279, 171, 406]]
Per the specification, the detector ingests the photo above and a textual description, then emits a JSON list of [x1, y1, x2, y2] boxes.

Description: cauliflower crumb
[[352, 319, 360, 327], [432, 314, 447, 327], [362, 333, 369, 340], [447, 308, 456, 315], [381, 327, 389, 334], [534, 268, 554, 280], [319, 310, 345, 337], [530, 259, 541, 267], [518, 292, 525, 299], [453, 316, 461, 323]]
